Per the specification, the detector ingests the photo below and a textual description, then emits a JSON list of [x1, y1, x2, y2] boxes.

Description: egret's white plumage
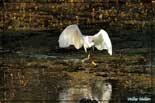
[[58, 24, 112, 55]]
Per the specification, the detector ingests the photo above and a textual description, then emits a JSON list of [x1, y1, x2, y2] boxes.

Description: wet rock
[[79, 98, 98, 103]]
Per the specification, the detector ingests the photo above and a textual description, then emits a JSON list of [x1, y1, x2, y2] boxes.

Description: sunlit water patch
[[16, 51, 58, 59]]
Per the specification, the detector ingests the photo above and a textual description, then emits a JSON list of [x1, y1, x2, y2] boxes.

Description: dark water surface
[[1, 28, 155, 103], [1, 49, 154, 103]]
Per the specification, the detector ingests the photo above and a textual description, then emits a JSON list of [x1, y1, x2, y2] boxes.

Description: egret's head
[[88, 37, 95, 47], [90, 42, 95, 47]]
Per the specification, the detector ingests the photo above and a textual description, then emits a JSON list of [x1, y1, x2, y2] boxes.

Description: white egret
[[58, 24, 112, 65]]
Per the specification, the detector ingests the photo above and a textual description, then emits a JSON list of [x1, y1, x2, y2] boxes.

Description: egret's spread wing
[[93, 29, 112, 55], [58, 25, 84, 49]]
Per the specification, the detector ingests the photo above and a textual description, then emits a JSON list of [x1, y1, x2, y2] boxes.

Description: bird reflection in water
[[59, 80, 112, 103]]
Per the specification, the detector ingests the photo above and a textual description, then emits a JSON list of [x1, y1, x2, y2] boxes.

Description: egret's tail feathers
[[108, 48, 112, 55]]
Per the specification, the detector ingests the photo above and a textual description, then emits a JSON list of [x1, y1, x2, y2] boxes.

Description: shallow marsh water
[[1, 29, 155, 103], [1, 49, 154, 103]]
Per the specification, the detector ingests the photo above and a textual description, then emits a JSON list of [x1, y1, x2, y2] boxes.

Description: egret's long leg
[[87, 53, 90, 59], [92, 46, 95, 52], [88, 53, 97, 66]]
